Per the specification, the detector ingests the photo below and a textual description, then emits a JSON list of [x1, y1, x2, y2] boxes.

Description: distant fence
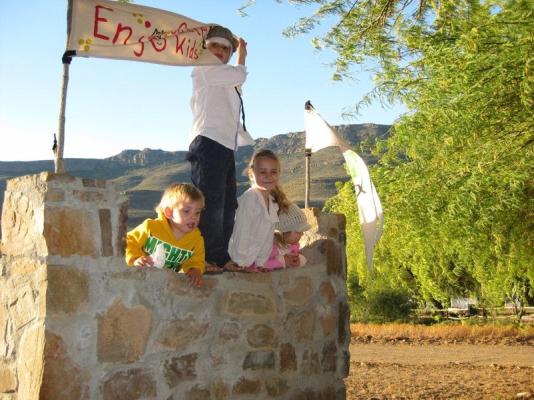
[[416, 306, 534, 322]]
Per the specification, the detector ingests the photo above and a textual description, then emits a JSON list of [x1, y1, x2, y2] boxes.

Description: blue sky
[[0, 0, 405, 161]]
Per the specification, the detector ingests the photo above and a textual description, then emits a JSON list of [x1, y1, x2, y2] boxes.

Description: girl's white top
[[228, 187, 279, 267]]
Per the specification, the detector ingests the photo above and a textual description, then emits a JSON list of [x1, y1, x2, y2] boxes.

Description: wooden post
[[54, 51, 76, 173], [304, 148, 311, 208]]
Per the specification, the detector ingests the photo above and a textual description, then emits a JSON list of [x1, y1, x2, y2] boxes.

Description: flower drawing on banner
[[77, 37, 93, 51], [132, 13, 151, 29]]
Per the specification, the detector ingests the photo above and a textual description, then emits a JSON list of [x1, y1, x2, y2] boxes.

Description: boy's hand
[[133, 256, 154, 267], [237, 37, 247, 65], [186, 268, 204, 288]]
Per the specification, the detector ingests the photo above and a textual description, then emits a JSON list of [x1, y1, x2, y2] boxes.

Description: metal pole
[[55, 51, 76, 173], [304, 148, 311, 208]]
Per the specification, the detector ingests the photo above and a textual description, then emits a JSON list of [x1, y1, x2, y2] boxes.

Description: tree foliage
[[281, 0, 534, 315]]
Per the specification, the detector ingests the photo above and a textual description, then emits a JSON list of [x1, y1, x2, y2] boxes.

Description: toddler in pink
[[263, 203, 311, 270]]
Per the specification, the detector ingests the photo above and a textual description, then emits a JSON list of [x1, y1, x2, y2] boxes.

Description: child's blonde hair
[[155, 183, 205, 214], [248, 149, 291, 214]]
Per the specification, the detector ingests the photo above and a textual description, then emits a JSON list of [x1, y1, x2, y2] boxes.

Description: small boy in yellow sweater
[[125, 183, 206, 287]]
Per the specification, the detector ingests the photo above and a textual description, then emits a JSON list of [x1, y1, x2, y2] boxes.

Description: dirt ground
[[346, 340, 534, 399]]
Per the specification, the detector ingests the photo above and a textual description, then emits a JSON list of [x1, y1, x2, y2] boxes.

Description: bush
[[351, 286, 415, 323]]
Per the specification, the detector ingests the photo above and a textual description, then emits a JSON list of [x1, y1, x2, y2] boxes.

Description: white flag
[[304, 103, 348, 152], [67, 0, 220, 66], [304, 102, 383, 269]]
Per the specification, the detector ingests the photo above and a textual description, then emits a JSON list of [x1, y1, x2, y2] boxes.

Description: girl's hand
[[186, 268, 204, 288], [284, 254, 300, 267], [133, 256, 154, 267]]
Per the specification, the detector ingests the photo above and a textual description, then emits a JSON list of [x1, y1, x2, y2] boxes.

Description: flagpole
[[304, 148, 311, 208], [55, 50, 75, 173]]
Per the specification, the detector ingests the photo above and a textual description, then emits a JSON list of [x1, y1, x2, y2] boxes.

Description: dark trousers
[[188, 135, 237, 266]]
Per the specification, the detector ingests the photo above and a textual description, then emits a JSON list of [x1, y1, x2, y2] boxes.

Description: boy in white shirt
[[187, 25, 254, 271]]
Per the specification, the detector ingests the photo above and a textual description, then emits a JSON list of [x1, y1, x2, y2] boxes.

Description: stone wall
[[0, 173, 350, 400]]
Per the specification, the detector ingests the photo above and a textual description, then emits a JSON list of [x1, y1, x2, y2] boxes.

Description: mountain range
[[0, 124, 390, 229]]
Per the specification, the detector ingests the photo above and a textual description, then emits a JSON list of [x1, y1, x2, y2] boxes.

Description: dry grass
[[351, 322, 534, 344]]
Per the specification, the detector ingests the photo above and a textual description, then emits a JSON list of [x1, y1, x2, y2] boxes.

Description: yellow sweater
[[125, 213, 205, 274]]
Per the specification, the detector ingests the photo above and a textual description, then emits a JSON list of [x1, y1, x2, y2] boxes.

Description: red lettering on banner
[[188, 41, 198, 59], [177, 22, 188, 33], [112, 23, 133, 45], [134, 36, 145, 57], [175, 36, 186, 55], [149, 29, 167, 52], [94, 5, 113, 40], [150, 37, 167, 52]]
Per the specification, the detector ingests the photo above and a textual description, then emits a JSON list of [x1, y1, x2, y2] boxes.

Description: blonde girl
[[226, 149, 291, 271]]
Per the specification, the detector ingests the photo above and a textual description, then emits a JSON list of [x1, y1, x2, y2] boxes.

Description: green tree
[[273, 0, 534, 313]]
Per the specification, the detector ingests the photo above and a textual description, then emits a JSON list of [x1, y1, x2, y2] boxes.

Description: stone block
[[0, 362, 16, 393], [45, 189, 65, 202], [44, 173, 77, 184], [209, 381, 229, 400], [319, 315, 337, 337], [163, 353, 198, 388], [117, 201, 128, 256], [325, 240, 343, 276], [232, 377, 261, 395], [243, 351, 275, 370], [265, 377, 289, 397], [338, 301, 350, 345], [167, 275, 218, 298], [283, 277, 313, 306], [157, 316, 208, 350], [218, 321, 240, 341], [97, 300, 152, 363], [99, 209, 113, 256], [225, 292, 276, 318], [40, 331, 87, 400], [16, 324, 45, 400], [101, 368, 156, 400], [319, 281, 337, 305], [341, 350, 350, 377], [72, 190, 105, 202], [279, 343, 297, 372], [47, 266, 89, 314], [321, 340, 337, 372], [247, 324, 277, 348], [82, 178, 106, 188], [44, 208, 96, 257], [294, 387, 337, 400], [301, 350, 320, 376], [296, 310, 315, 342], [11, 283, 37, 328], [185, 385, 211, 400]]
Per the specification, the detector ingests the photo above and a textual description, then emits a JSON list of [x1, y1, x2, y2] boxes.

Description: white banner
[[67, 0, 220, 66], [342, 149, 383, 270]]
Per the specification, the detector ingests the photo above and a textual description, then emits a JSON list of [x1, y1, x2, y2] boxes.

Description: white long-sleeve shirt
[[190, 64, 255, 150], [228, 187, 279, 267]]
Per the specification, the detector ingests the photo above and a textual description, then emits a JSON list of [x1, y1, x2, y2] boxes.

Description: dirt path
[[350, 342, 534, 366], [346, 343, 534, 399]]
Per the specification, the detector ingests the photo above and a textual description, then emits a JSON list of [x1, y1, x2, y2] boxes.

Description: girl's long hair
[[248, 149, 291, 214]]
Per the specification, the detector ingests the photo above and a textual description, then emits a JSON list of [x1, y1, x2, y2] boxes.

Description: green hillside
[[0, 124, 390, 229]]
